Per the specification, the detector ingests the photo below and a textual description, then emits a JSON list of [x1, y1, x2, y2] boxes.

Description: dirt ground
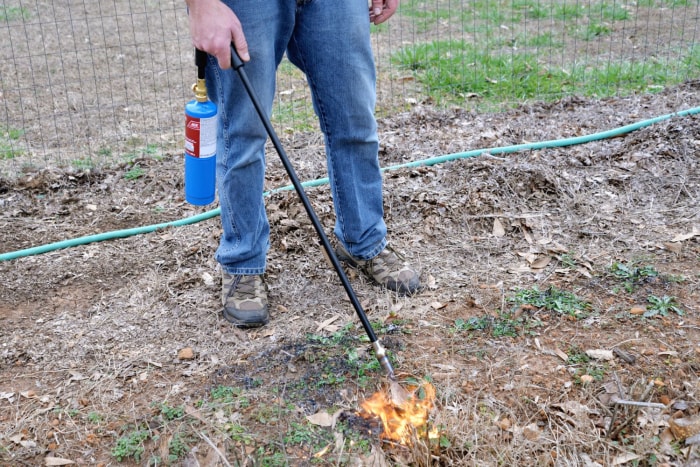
[[1, 82, 699, 466]]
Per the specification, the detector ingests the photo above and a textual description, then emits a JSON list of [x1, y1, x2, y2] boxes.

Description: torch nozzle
[[372, 341, 396, 380]]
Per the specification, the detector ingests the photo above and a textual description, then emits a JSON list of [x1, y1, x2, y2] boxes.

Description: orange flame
[[359, 381, 438, 445]]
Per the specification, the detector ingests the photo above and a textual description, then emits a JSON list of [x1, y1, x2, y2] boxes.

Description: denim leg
[[206, 0, 295, 274], [286, 0, 387, 260]]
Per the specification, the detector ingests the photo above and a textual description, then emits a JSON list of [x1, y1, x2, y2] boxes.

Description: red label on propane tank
[[185, 114, 217, 158]]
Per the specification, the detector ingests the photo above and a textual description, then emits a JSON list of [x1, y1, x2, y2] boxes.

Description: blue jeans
[[207, 0, 387, 275]]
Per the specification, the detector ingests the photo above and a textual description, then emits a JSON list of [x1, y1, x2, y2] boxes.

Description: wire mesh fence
[[1, 0, 698, 178]]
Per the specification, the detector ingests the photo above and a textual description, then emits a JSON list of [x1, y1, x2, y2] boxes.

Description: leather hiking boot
[[336, 244, 421, 296], [222, 273, 269, 328]]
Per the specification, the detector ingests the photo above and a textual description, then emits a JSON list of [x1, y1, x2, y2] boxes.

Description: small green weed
[[566, 347, 607, 383], [87, 411, 103, 423], [645, 295, 684, 317], [153, 402, 184, 421], [124, 165, 145, 180], [453, 311, 541, 338], [610, 261, 658, 292], [347, 347, 381, 387], [316, 372, 346, 387], [509, 285, 590, 317], [97, 147, 112, 157], [111, 428, 150, 462], [558, 252, 579, 269], [283, 421, 331, 450], [254, 446, 288, 465], [566, 347, 590, 365], [225, 423, 254, 444], [210, 385, 250, 409], [307, 323, 354, 346], [71, 158, 94, 170], [167, 433, 190, 463]]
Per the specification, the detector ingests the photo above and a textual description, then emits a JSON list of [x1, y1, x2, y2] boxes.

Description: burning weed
[[358, 379, 439, 447]]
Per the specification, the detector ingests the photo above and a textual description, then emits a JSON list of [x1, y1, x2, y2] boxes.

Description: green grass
[[385, 0, 699, 109], [391, 37, 698, 108], [0, 6, 31, 22], [0, 126, 25, 159], [553, 3, 586, 20]]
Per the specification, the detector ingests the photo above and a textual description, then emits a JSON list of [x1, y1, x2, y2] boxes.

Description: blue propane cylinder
[[184, 49, 217, 206]]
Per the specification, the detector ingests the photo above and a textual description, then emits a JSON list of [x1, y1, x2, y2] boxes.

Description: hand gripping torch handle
[[229, 45, 396, 381]]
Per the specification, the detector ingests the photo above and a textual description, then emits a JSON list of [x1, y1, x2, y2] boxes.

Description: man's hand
[[369, 0, 399, 25], [186, 0, 249, 68]]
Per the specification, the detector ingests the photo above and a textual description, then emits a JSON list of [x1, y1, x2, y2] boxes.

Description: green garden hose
[[1, 105, 698, 262]]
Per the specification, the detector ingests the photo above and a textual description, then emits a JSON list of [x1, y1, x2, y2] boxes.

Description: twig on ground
[[199, 432, 232, 467], [609, 397, 667, 409], [607, 380, 657, 440]]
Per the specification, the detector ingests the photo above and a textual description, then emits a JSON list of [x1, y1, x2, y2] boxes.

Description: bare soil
[[1, 83, 699, 466]]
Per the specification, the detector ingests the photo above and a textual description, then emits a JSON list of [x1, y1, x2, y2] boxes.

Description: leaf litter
[[0, 83, 699, 465]]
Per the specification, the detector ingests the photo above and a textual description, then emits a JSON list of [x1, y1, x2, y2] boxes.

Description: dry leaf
[[576, 267, 593, 278], [315, 315, 340, 333], [431, 363, 456, 371], [493, 218, 506, 237], [670, 229, 698, 242], [201, 272, 215, 286], [522, 423, 541, 441], [517, 251, 537, 263], [580, 374, 595, 385], [365, 445, 390, 467], [663, 242, 683, 254], [554, 401, 597, 418], [497, 417, 512, 430], [669, 415, 700, 440], [554, 348, 569, 362], [585, 349, 614, 361], [313, 444, 332, 458], [531, 256, 552, 269], [430, 301, 446, 310], [508, 264, 533, 274], [306, 409, 342, 428], [44, 457, 75, 466], [612, 452, 640, 465]]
